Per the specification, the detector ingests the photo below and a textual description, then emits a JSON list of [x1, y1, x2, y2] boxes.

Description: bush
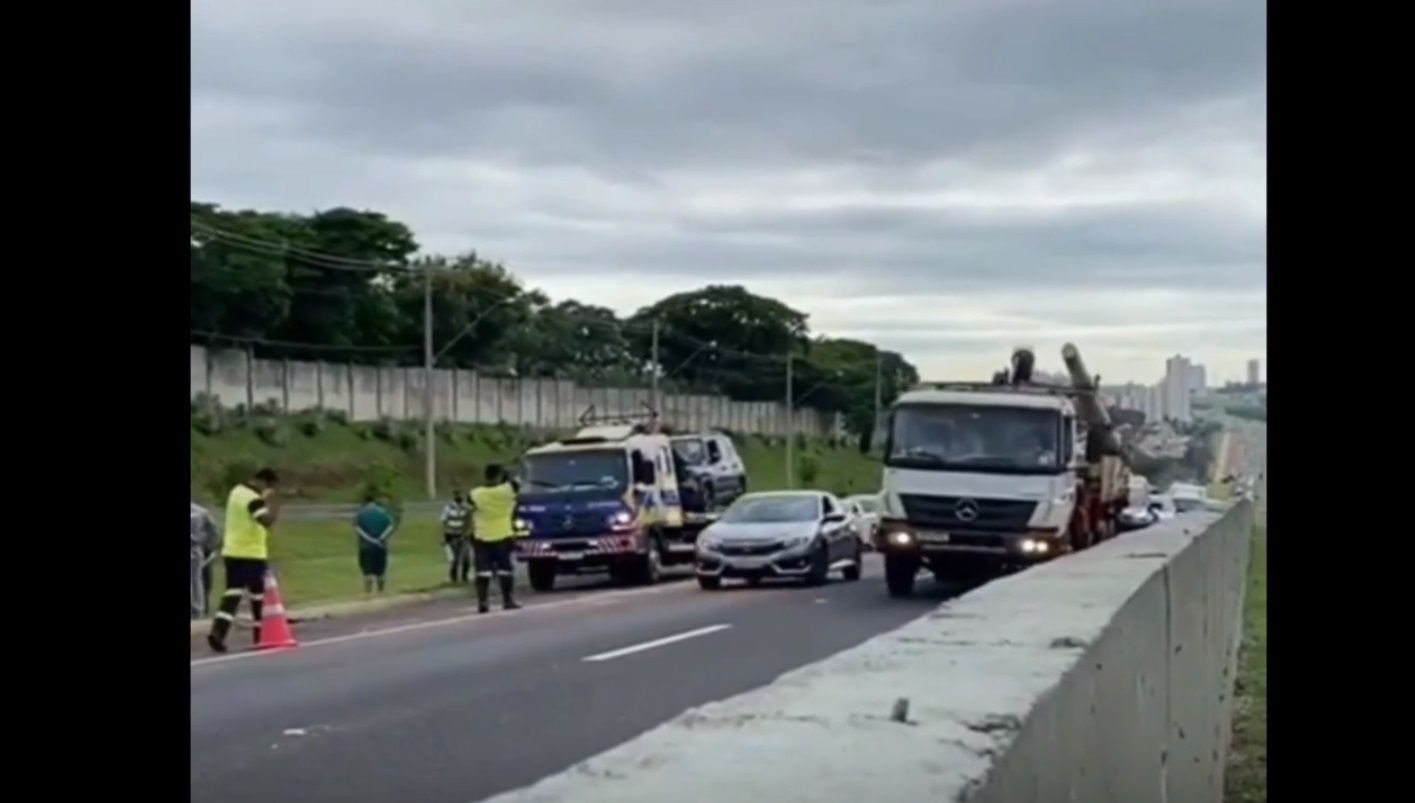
[[795, 432, 810, 452], [360, 462, 404, 519], [436, 421, 457, 445], [294, 410, 325, 438], [395, 427, 421, 455], [372, 417, 399, 443], [211, 457, 258, 503], [191, 393, 226, 436], [251, 417, 291, 447], [798, 453, 820, 487]]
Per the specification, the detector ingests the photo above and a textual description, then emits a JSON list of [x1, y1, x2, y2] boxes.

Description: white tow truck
[[873, 345, 1131, 597]]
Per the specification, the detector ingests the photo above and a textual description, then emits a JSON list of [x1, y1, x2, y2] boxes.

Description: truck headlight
[[608, 510, 635, 530], [514, 517, 531, 534], [888, 530, 914, 546]]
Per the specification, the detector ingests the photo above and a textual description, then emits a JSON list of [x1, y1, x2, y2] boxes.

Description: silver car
[[695, 491, 863, 589]]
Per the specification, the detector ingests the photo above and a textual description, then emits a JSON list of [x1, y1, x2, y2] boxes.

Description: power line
[[191, 220, 420, 273], [190, 330, 420, 353]]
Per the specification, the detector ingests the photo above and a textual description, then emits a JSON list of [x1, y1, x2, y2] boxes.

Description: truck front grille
[[898, 494, 1037, 534]]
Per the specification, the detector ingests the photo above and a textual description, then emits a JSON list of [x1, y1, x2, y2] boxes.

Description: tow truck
[[512, 405, 716, 591], [874, 344, 1130, 596]]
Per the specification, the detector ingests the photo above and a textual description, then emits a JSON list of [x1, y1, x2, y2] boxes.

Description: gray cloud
[[191, 0, 1266, 382]]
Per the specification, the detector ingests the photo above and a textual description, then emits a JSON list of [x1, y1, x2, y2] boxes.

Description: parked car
[[1117, 504, 1158, 531], [1148, 495, 1178, 522], [842, 493, 883, 547], [670, 431, 748, 518], [694, 491, 863, 589]]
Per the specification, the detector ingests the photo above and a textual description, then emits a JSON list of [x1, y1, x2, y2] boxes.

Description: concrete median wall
[[190, 345, 836, 436], [484, 504, 1254, 803]]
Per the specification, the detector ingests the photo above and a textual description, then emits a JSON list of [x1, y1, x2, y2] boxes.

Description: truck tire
[[528, 561, 557, 592], [885, 554, 917, 597], [637, 543, 663, 585], [697, 575, 722, 590]]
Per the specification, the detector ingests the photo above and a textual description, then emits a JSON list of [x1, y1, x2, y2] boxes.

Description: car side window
[[707, 438, 723, 463], [822, 495, 838, 516]]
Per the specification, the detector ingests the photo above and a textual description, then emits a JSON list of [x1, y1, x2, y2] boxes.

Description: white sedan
[[842, 493, 883, 547]]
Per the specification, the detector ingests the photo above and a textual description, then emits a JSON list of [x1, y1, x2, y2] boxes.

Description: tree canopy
[[191, 201, 919, 436]]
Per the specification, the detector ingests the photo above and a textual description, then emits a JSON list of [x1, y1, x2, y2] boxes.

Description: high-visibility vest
[[442, 503, 471, 535], [471, 483, 517, 542], [223, 484, 270, 560]]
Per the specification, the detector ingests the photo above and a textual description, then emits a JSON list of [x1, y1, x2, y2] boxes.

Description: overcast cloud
[[192, 0, 1266, 384]]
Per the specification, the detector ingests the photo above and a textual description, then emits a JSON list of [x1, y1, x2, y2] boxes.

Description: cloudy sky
[[191, 0, 1266, 385]]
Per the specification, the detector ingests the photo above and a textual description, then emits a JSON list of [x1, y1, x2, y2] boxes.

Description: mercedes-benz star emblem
[[562, 515, 575, 531], [955, 499, 980, 522]]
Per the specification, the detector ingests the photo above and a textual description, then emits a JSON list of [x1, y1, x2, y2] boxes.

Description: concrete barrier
[[483, 503, 1253, 803]]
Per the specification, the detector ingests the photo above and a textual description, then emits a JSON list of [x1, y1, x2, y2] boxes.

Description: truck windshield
[[887, 403, 1062, 474], [672, 438, 707, 465], [522, 450, 629, 492]]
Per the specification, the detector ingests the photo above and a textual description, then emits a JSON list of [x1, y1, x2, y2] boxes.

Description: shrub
[[798, 453, 820, 487], [253, 417, 291, 447], [191, 393, 226, 436]]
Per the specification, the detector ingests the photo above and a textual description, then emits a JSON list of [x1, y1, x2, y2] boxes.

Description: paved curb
[[188, 585, 484, 635]]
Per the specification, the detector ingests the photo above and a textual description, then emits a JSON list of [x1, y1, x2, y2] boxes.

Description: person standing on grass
[[440, 491, 473, 584], [469, 464, 520, 614], [207, 468, 280, 654], [355, 495, 397, 593], [190, 502, 222, 620]]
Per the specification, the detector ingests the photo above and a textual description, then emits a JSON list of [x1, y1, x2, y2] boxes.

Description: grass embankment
[[192, 419, 883, 609], [1225, 524, 1267, 802]]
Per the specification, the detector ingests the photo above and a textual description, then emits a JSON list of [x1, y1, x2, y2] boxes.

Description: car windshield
[[521, 450, 628, 492], [672, 438, 707, 466], [888, 403, 1061, 473], [722, 495, 821, 523]]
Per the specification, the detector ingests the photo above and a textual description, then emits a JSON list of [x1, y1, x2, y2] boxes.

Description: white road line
[[582, 624, 732, 662], [191, 582, 686, 669]]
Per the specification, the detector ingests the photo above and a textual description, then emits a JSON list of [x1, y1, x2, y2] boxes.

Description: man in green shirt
[[355, 495, 396, 593]]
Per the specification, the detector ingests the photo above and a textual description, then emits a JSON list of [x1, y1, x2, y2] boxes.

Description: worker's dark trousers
[[210, 557, 267, 645], [473, 540, 515, 608], [444, 534, 471, 583]]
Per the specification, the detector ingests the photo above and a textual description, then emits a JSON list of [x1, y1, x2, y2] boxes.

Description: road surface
[[191, 557, 957, 803]]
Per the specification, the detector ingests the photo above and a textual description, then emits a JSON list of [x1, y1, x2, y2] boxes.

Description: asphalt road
[[190, 556, 959, 803]]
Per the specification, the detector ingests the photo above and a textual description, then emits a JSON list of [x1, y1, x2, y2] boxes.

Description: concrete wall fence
[[484, 503, 1254, 803], [190, 345, 834, 437]]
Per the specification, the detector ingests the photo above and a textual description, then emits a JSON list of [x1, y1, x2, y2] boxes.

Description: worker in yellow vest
[[469, 464, 520, 614], [207, 467, 280, 653]]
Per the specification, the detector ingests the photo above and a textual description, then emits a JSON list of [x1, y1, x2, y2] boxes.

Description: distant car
[[1148, 495, 1178, 521], [1117, 505, 1158, 531], [695, 491, 863, 589], [842, 493, 883, 547]]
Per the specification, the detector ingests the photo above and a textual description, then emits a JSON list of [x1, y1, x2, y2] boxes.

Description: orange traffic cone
[[255, 570, 298, 651]]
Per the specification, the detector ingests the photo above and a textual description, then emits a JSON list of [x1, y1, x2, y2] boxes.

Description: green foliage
[[253, 417, 291, 447], [191, 393, 227, 436], [798, 453, 820, 486], [1226, 405, 1267, 422], [360, 462, 404, 517]]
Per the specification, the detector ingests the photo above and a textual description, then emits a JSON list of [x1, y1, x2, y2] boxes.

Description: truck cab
[[874, 345, 1129, 597], [514, 423, 698, 591]]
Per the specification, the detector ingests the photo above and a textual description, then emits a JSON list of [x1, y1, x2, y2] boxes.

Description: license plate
[[666, 543, 696, 553], [557, 551, 585, 561], [729, 556, 770, 569]]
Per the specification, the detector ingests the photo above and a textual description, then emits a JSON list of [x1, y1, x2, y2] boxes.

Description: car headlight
[[783, 534, 813, 549], [697, 533, 722, 551]]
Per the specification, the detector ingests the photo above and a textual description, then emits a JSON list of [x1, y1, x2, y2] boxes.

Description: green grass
[[212, 514, 462, 609], [1225, 525, 1267, 802], [194, 420, 883, 609]]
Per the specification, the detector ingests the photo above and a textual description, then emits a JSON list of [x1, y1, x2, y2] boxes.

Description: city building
[[1163, 355, 1193, 423], [1247, 359, 1261, 385]]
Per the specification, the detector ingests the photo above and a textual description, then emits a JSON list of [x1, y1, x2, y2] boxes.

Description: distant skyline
[[192, 0, 1266, 385]]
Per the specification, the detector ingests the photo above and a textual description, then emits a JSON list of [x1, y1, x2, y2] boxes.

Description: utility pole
[[650, 318, 661, 430], [873, 350, 883, 449], [423, 265, 436, 500], [784, 352, 794, 489]]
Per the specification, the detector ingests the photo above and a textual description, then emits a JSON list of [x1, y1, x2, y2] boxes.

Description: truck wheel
[[805, 541, 830, 586], [884, 554, 917, 597], [697, 575, 722, 590], [842, 543, 863, 581], [528, 562, 557, 592], [637, 544, 662, 585]]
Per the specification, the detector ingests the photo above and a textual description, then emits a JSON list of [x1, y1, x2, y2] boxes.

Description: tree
[[630, 285, 810, 400]]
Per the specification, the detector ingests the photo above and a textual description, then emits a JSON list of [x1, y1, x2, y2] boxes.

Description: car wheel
[[842, 543, 863, 581], [805, 540, 830, 586], [528, 561, 557, 592], [697, 575, 722, 590]]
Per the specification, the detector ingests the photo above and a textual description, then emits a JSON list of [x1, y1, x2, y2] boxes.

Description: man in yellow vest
[[469, 464, 520, 614], [207, 467, 280, 653]]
